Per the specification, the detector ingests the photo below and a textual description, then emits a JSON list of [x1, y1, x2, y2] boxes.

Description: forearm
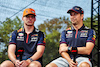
[[8, 44, 17, 63], [77, 42, 94, 55], [61, 52, 72, 63], [30, 51, 44, 61], [77, 47, 92, 55], [27, 45, 45, 61], [59, 44, 72, 62], [8, 52, 17, 63]]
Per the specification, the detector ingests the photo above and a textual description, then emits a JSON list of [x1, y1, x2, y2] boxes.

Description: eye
[[74, 13, 78, 15], [31, 15, 35, 18], [25, 15, 35, 18], [70, 13, 72, 16], [70, 12, 78, 16], [26, 15, 29, 18]]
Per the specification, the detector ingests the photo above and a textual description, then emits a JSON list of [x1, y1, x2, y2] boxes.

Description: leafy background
[[0, 15, 98, 66]]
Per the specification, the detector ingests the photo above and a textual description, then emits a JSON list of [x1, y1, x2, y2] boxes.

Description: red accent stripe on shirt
[[37, 43, 45, 46], [86, 40, 95, 44], [75, 30, 78, 38], [26, 34, 29, 43], [9, 43, 16, 45], [60, 42, 67, 44]]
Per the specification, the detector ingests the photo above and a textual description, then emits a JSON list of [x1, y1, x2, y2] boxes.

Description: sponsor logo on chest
[[66, 31, 73, 38], [80, 30, 88, 37], [17, 33, 24, 41], [31, 34, 38, 42]]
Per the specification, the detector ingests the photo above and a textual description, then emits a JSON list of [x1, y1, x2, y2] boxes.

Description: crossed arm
[[59, 42, 94, 55], [59, 42, 94, 67]]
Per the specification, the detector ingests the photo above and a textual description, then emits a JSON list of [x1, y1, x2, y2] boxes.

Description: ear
[[34, 17, 36, 21], [81, 14, 84, 20], [22, 17, 23, 21]]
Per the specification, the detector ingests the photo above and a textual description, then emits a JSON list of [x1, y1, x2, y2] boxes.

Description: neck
[[72, 22, 83, 30], [24, 24, 34, 34]]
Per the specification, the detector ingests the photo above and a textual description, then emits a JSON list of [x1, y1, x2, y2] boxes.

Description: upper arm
[[59, 43, 68, 54], [86, 42, 94, 54], [86, 29, 96, 53], [8, 44, 16, 54], [59, 31, 68, 53], [37, 32, 46, 46], [37, 45, 45, 53], [87, 29, 96, 45], [60, 30, 67, 44], [8, 30, 17, 53], [9, 30, 17, 44], [37, 32, 45, 53], [60, 43, 67, 48]]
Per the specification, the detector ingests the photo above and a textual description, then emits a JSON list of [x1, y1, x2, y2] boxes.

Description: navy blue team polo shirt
[[9, 27, 46, 61], [60, 24, 96, 58]]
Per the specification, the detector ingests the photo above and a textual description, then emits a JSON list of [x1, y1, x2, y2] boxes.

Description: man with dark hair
[[46, 6, 96, 67]]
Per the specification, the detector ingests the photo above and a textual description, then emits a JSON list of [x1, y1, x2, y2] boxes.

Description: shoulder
[[11, 30, 17, 35], [84, 26, 96, 38], [11, 28, 23, 36], [66, 27, 71, 31], [17, 28, 23, 32], [61, 27, 71, 34], [84, 26, 96, 34], [84, 26, 95, 33], [88, 29, 96, 36], [35, 28, 42, 33], [84, 26, 94, 32], [10, 30, 17, 39], [35, 28, 45, 36], [62, 27, 71, 32], [63, 27, 71, 32]]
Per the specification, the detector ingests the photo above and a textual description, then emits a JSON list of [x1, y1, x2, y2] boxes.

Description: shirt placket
[[26, 34, 29, 43], [75, 30, 78, 38]]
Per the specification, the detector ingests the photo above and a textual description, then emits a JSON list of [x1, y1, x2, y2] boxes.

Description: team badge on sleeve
[[43, 38, 46, 43], [9, 35, 12, 42], [43, 33, 46, 43], [92, 30, 96, 41], [9, 31, 13, 42], [92, 35, 96, 41]]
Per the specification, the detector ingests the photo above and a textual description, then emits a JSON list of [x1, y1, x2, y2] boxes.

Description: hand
[[14, 60, 22, 67], [19, 60, 29, 67], [69, 60, 78, 67]]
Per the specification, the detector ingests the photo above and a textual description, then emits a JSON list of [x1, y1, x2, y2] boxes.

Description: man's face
[[22, 14, 36, 26], [70, 11, 83, 25]]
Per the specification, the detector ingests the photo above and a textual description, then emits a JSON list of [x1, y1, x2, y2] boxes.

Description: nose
[[29, 16, 33, 20], [70, 15, 75, 19]]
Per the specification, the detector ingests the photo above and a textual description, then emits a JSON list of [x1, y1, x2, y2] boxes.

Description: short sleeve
[[87, 29, 96, 44], [37, 31, 46, 46], [60, 30, 67, 44], [9, 30, 17, 45]]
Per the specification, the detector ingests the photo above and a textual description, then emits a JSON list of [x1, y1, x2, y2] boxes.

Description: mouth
[[28, 21, 32, 23], [71, 19, 76, 22]]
